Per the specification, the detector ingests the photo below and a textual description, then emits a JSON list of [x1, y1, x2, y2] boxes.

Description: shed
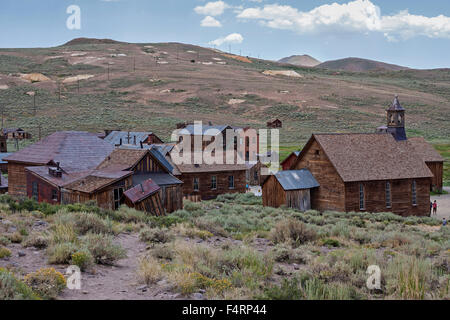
[[262, 169, 319, 211], [123, 179, 165, 216], [267, 119, 282, 128]]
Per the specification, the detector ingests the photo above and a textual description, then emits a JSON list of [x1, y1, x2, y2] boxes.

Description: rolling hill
[[278, 55, 321, 67], [317, 57, 409, 72], [0, 38, 448, 152]]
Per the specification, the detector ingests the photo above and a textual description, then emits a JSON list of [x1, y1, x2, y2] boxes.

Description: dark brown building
[[2, 128, 32, 140], [123, 179, 165, 216], [408, 137, 444, 192], [267, 119, 282, 128], [281, 151, 300, 171], [290, 133, 432, 216]]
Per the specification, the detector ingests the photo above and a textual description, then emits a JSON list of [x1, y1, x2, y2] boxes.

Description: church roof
[[387, 95, 405, 111]]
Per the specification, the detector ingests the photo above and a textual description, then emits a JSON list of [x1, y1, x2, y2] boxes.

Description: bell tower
[[386, 95, 407, 141]]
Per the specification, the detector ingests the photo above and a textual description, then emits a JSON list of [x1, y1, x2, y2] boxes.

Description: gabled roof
[[149, 147, 173, 173], [123, 179, 160, 204], [295, 133, 432, 182], [103, 131, 157, 145], [97, 148, 148, 171], [132, 172, 183, 187], [62, 170, 133, 193], [280, 151, 300, 166], [4, 131, 114, 170], [26, 166, 91, 188], [271, 169, 319, 190], [408, 137, 444, 162], [178, 125, 231, 136]]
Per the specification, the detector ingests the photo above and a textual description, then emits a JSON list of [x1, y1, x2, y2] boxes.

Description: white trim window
[[359, 183, 365, 211], [412, 180, 417, 206], [193, 177, 199, 191], [211, 176, 217, 190], [385, 182, 392, 208], [228, 175, 234, 189]]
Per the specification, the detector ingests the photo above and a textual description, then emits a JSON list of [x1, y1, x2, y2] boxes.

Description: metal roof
[[149, 146, 173, 173], [123, 179, 160, 204], [0, 153, 12, 164], [274, 169, 319, 191], [104, 131, 154, 146], [132, 172, 183, 187], [178, 125, 230, 136], [387, 95, 405, 111]]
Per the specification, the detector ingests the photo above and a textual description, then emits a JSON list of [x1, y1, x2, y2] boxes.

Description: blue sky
[[1, 0, 449, 69]]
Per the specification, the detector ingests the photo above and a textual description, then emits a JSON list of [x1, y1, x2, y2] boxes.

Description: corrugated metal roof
[[0, 153, 12, 164], [124, 179, 160, 204], [274, 169, 319, 191], [104, 131, 153, 145], [132, 173, 183, 187]]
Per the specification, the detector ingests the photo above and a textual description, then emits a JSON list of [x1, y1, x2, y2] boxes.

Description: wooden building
[[281, 151, 300, 171], [267, 119, 282, 128], [0, 153, 11, 174], [0, 175, 8, 194], [246, 160, 266, 186], [262, 169, 319, 211], [2, 128, 32, 140], [123, 179, 165, 216], [4, 131, 115, 197], [290, 133, 432, 216], [408, 137, 444, 192]]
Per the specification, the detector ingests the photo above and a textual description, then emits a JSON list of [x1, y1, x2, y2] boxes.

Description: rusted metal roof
[[132, 173, 182, 187], [123, 179, 160, 204], [4, 131, 114, 171]]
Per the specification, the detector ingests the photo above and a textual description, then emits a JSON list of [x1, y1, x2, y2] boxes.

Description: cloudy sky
[[1, 0, 449, 68]]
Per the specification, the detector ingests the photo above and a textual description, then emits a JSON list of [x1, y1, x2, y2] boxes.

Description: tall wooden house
[[262, 169, 319, 211], [408, 137, 444, 192]]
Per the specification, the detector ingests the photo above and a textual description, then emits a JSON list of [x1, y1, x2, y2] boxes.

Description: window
[[228, 175, 234, 189], [359, 184, 365, 211], [245, 151, 250, 162], [193, 178, 199, 191], [211, 176, 217, 190], [412, 180, 417, 206], [113, 187, 123, 210], [385, 182, 391, 208], [32, 182, 38, 200], [51, 189, 58, 201], [254, 170, 258, 181]]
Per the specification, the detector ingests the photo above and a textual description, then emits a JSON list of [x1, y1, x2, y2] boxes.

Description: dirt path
[[59, 233, 181, 300], [431, 187, 450, 219]]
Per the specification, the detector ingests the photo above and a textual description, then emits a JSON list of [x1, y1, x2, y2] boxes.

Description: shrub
[[137, 255, 163, 284], [47, 242, 79, 264], [51, 224, 77, 244], [8, 232, 23, 243], [0, 236, 11, 246], [183, 201, 203, 213], [322, 238, 341, 248], [0, 247, 12, 259], [0, 268, 39, 300], [259, 278, 304, 300], [54, 211, 113, 235], [270, 219, 316, 247], [23, 232, 50, 249], [71, 250, 94, 271], [24, 268, 66, 299], [139, 227, 172, 244], [81, 233, 126, 265]]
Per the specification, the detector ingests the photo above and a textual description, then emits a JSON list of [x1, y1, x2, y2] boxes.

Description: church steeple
[[386, 95, 407, 141]]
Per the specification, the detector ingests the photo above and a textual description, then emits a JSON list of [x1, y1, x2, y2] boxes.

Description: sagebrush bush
[[81, 233, 126, 265], [0, 247, 12, 259], [23, 232, 50, 249], [139, 227, 173, 244], [137, 255, 163, 284], [71, 250, 94, 271], [270, 219, 316, 247], [47, 242, 79, 264], [24, 268, 66, 299], [0, 268, 39, 300]]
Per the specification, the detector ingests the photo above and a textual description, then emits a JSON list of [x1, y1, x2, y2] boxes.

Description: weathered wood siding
[[133, 154, 166, 173], [286, 189, 311, 211], [262, 175, 286, 208], [179, 170, 246, 200], [124, 193, 165, 216], [160, 184, 183, 213], [26, 172, 60, 204], [345, 178, 430, 216], [281, 154, 297, 171], [293, 139, 346, 212], [8, 162, 38, 197], [426, 161, 443, 192]]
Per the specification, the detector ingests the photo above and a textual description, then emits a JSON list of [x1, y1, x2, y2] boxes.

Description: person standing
[[432, 200, 438, 215]]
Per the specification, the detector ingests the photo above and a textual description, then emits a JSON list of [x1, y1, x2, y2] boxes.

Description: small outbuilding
[[267, 119, 282, 129], [262, 169, 319, 211], [123, 179, 165, 216]]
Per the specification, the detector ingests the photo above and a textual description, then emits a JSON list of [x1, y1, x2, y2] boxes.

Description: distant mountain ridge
[[278, 55, 321, 67], [64, 38, 125, 46], [316, 57, 409, 72]]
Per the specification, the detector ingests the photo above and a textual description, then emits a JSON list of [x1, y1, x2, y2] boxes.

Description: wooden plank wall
[[427, 161, 443, 192], [125, 192, 165, 216], [8, 162, 34, 197], [286, 189, 311, 211], [293, 139, 346, 212], [161, 184, 183, 213], [26, 171, 60, 204], [345, 178, 430, 216], [262, 175, 286, 208], [179, 170, 246, 200], [133, 154, 166, 173]]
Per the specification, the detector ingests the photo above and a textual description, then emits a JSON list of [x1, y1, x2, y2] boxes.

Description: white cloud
[[237, 0, 450, 40], [201, 16, 222, 27], [195, 1, 230, 16], [209, 33, 244, 46]]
